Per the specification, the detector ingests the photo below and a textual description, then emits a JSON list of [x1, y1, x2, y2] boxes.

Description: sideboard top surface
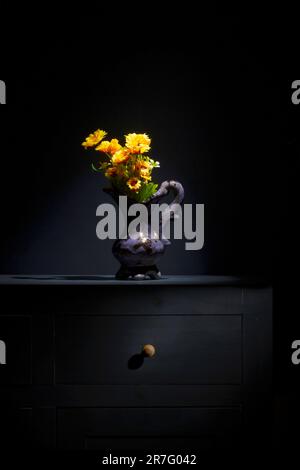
[[0, 275, 271, 287]]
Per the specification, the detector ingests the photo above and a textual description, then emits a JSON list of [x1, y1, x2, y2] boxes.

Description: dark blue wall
[[0, 16, 282, 276]]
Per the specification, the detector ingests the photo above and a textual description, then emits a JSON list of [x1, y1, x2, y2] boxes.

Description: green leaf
[[99, 162, 110, 170], [134, 182, 158, 203]]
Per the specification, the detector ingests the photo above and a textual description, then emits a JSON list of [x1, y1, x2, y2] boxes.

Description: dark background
[[0, 15, 281, 276], [0, 13, 299, 448]]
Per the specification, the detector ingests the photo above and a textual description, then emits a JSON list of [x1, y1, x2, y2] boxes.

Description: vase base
[[115, 265, 161, 280]]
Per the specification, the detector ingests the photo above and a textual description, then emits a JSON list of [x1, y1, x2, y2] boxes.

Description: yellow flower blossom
[[96, 138, 122, 155], [111, 148, 130, 164], [127, 177, 141, 192], [105, 167, 118, 178], [82, 129, 107, 148], [136, 160, 152, 170], [95, 140, 110, 152], [125, 133, 151, 154], [140, 168, 151, 181]]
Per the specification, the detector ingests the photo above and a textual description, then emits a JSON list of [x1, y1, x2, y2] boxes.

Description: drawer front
[[0, 408, 33, 448], [55, 315, 242, 385], [57, 407, 242, 450], [0, 316, 31, 385]]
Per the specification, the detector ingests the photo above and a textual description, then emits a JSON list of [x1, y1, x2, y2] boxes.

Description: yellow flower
[[140, 168, 151, 181], [82, 129, 107, 148], [136, 159, 152, 170], [95, 140, 110, 152], [96, 138, 122, 155], [127, 177, 141, 192], [125, 133, 151, 154], [111, 148, 130, 164], [105, 167, 118, 178]]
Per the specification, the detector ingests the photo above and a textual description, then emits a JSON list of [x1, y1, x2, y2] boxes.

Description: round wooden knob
[[143, 344, 156, 358]]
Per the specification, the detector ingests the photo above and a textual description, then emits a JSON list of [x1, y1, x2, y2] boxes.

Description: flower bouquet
[[82, 130, 160, 203], [82, 129, 184, 280]]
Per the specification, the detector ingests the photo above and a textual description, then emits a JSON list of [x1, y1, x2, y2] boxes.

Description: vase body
[[112, 231, 167, 279], [105, 181, 184, 280]]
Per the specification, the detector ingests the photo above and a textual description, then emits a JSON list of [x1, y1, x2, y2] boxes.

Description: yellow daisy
[[82, 129, 107, 148], [112, 149, 130, 165], [105, 167, 118, 178], [136, 159, 152, 170], [125, 133, 151, 154], [127, 177, 141, 192], [140, 168, 152, 181], [96, 138, 122, 155]]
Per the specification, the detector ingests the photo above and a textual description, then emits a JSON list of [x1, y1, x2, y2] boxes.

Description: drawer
[[0, 316, 31, 385], [0, 408, 33, 448], [55, 314, 242, 385], [57, 407, 242, 450]]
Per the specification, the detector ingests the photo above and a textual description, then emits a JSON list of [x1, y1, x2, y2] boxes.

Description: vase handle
[[149, 180, 184, 212]]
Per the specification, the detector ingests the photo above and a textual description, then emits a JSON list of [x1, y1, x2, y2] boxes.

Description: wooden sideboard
[[0, 275, 272, 451]]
